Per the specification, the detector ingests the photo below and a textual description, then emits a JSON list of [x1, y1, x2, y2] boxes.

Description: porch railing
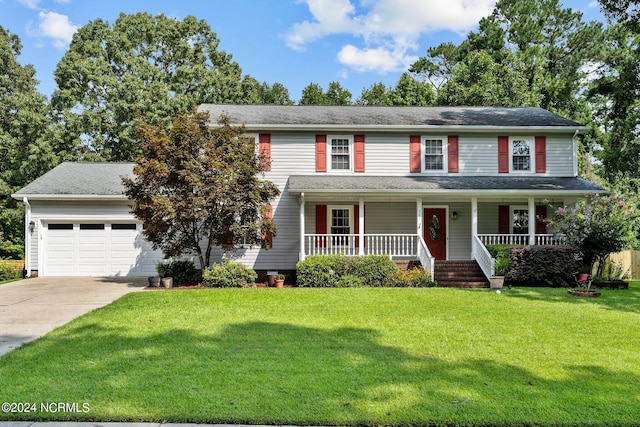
[[303, 233, 435, 278], [473, 234, 494, 279], [304, 234, 419, 257], [417, 235, 435, 279], [478, 234, 567, 246]]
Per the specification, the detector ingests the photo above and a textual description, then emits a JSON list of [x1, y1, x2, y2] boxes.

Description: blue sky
[[0, 0, 605, 102]]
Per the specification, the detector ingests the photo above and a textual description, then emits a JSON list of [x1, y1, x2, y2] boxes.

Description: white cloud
[[37, 11, 77, 48], [17, 0, 40, 9], [338, 44, 418, 73], [285, 0, 495, 74]]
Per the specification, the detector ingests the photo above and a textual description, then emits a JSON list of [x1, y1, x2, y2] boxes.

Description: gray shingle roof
[[198, 104, 584, 128], [13, 162, 134, 198], [288, 175, 605, 194]]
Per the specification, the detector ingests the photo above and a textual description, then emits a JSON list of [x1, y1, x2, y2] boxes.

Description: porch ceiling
[[288, 175, 605, 196]]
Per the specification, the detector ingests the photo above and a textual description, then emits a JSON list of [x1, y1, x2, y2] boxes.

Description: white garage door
[[44, 222, 164, 277]]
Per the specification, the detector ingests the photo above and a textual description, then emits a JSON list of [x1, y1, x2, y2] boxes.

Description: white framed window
[[328, 205, 353, 247], [328, 136, 352, 171], [511, 206, 529, 235], [423, 137, 447, 172], [510, 137, 534, 172]]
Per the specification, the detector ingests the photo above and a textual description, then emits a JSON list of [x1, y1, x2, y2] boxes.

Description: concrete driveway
[[0, 276, 146, 356]]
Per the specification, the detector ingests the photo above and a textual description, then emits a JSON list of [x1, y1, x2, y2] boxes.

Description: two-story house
[[13, 105, 604, 284]]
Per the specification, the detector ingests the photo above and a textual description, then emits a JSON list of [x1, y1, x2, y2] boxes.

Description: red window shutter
[[535, 205, 548, 234], [315, 135, 327, 172], [259, 133, 271, 171], [535, 136, 546, 173], [498, 205, 510, 234], [498, 136, 509, 173], [261, 205, 273, 248], [315, 204, 327, 247], [410, 135, 421, 172], [448, 135, 459, 173], [354, 134, 365, 172]]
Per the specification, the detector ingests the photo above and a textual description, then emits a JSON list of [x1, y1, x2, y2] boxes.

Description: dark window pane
[[80, 224, 105, 230], [112, 223, 137, 230], [48, 223, 73, 230]]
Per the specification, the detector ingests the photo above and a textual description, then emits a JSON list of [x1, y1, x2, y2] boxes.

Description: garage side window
[[112, 224, 137, 230], [80, 224, 105, 230], [48, 224, 73, 230]]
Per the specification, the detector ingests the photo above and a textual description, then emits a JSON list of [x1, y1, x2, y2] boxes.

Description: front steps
[[434, 260, 489, 288], [393, 259, 490, 288]]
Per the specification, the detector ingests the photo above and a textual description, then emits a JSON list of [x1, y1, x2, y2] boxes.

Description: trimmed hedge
[[296, 255, 399, 287], [156, 260, 197, 285], [201, 260, 257, 288], [507, 246, 581, 287], [390, 268, 437, 287]]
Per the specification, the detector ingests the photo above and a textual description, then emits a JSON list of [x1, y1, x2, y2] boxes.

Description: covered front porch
[[288, 175, 602, 282], [297, 196, 565, 280]]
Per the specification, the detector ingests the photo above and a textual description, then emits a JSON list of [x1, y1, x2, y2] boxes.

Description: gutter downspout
[[23, 197, 31, 278]]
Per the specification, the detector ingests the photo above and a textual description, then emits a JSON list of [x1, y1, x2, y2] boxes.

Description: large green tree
[[299, 81, 352, 105], [410, 0, 602, 115], [586, 1, 640, 183], [52, 13, 254, 161], [356, 73, 435, 106], [122, 109, 280, 270], [0, 26, 57, 250]]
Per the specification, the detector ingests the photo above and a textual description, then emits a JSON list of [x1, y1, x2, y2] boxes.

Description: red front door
[[424, 208, 447, 260]]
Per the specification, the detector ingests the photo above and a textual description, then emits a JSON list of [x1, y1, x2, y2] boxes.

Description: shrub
[[508, 246, 581, 287], [0, 238, 24, 260], [336, 275, 363, 288], [486, 245, 513, 276], [296, 254, 399, 287], [347, 255, 399, 287], [201, 260, 257, 288], [156, 260, 197, 285], [0, 263, 14, 281], [390, 268, 437, 287], [296, 255, 349, 287]]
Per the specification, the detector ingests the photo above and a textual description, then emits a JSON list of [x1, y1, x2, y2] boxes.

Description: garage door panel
[[44, 222, 164, 277]]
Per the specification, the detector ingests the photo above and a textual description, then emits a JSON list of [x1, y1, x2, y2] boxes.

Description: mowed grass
[[1, 285, 639, 426]]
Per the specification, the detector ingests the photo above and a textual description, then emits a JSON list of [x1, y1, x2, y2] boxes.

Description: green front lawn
[[1, 285, 639, 426]]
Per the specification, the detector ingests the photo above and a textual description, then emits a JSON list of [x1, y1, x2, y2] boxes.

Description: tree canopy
[[0, 25, 57, 247], [299, 81, 353, 105], [52, 13, 260, 161], [410, 0, 602, 115], [357, 73, 436, 106], [122, 109, 280, 270]]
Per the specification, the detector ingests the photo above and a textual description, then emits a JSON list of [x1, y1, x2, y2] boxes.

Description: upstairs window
[[424, 138, 445, 171], [329, 136, 352, 171], [511, 138, 533, 172]]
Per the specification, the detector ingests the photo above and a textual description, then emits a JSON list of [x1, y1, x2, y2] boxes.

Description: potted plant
[[576, 264, 591, 283], [490, 252, 510, 290], [274, 273, 285, 288], [569, 264, 601, 297]]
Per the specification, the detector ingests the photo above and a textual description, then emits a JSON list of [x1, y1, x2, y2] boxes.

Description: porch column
[[299, 193, 305, 261], [528, 196, 535, 245], [471, 197, 478, 257], [358, 197, 365, 256], [416, 198, 423, 238]]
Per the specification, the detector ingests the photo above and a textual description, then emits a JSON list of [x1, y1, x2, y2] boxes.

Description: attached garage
[[13, 162, 169, 278], [43, 222, 163, 276]]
